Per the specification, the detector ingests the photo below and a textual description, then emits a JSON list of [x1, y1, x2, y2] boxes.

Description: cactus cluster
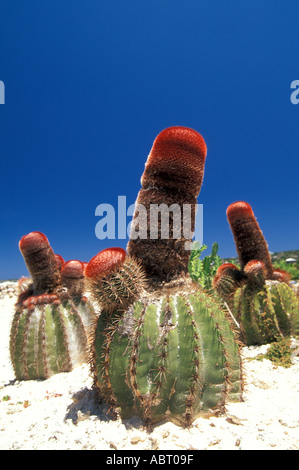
[[213, 202, 299, 345], [10, 231, 96, 380], [10, 124, 296, 428], [85, 127, 243, 426]]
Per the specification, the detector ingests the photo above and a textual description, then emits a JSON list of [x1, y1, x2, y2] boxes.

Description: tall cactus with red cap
[[213, 202, 299, 345], [10, 232, 96, 380], [85, 127, 243, 427]]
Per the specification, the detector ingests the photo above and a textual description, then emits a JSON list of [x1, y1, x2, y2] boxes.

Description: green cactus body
[[90, 284, 243, 426], [233, 281, 299, 345], [10, 298, 94, 380]]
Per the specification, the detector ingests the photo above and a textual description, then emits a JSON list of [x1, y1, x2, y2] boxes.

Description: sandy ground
[[0, 282, 298, 450]]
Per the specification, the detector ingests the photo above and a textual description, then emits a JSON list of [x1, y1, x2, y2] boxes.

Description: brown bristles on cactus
[[19, 231, 61, 295], [213, 263, 242, 283], [226, 201, 273, 278], [10, 231, 96, 380], [243, 260, 268, 289], [127, 126, 207, 286], [84, 247, 147, 312], [214, 202, 299, 345]]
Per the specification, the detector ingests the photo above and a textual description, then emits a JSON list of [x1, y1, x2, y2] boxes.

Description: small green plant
[[272, 259, 299, 281], [264, 338, 292, 368], [188, 241, 222, 292]]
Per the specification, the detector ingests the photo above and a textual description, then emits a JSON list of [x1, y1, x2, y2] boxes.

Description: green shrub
[[272, 259, 299, 281], [264, 338, 292, 368], [188, 241, 222, 292]]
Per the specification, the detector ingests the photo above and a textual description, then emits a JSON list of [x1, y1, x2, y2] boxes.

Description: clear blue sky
[[1, 1, 299, 280]]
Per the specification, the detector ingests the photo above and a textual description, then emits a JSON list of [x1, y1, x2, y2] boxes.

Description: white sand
[[0, 282, 298, 450]]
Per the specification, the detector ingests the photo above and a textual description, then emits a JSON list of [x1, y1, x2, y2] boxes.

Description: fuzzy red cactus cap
[[141, 126, 207, 195], [61, 260, 86, 297], [62, 260, 85, 279], [19, 231, 49, 254], [84, 248, 126, 280]]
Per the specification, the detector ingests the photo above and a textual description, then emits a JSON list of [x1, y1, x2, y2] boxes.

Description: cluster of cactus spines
[[85, 247, 146, 313], [86, 127, 243, 426], [10, 231, 96, 380], [214, 201, 299, 345], [127, 126, 207, 286]]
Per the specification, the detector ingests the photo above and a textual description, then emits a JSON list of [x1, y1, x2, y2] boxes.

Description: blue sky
[[1, 1, 299, 279]]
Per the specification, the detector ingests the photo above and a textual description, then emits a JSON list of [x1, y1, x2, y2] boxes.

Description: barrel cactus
[[213, 201, 299, 345], [10, 231, 96, 380], [85, 126, 243, 426]]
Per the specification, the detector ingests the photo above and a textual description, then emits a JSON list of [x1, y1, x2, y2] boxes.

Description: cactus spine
[[85, 127, 243, 426], [10, 232, 96, 380], [214, 202, 299, 345]]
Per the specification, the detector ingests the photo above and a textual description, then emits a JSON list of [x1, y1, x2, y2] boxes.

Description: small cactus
[[214, 202, 299, 345], [85, 247, 147, 312], [10, 232, 96, 380], [85, 127, 243, 426]]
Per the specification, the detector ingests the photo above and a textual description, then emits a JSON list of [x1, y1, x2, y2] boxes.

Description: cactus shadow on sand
[[64, 387, 112, 424], [65, 386, 148, 430]]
